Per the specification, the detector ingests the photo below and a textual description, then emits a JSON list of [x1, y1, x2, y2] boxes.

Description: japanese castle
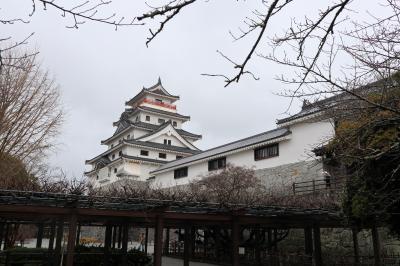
[[85, 78, 202, 187]]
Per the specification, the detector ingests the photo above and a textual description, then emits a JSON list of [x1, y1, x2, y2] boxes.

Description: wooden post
[[203, 229, 208, 258], [191, 227, 196, 258], [215, 227, 221, 262], [273, 229, 278, 252], [178, 228, 182, 255], [304, 227, 313, 256], [112, 225, 117, 249], [352, 228, 360, 265], [3, 223, 9, 250], [118, 225, 122, 249], [145, 227, 149, 254], [0, 222, 4, 250], [183, 225, 191, 266], [231, 219, 240, 266], [75, 224, 81, 247], [65, 215, 78, 266], [48, 220, 56, 251], [54, 219, 64, 266], [154, 216, 164, 266], [372, 226, 381, 266], [104, 224, 113, 266], [255, 228, 262, 266], [36, 223, 44, 248], [313, 225, 323, 266], [164, 228, 170, 255], [121, 223, 129, 266]]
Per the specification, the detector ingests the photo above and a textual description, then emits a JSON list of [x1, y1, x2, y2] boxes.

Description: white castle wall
[[152, 119, 335, 188]]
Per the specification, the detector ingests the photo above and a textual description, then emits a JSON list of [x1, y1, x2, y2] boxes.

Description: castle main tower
[[85, 78, 202, 187]]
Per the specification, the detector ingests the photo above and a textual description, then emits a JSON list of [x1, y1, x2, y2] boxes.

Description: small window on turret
[[158, 118, 165, 124], [146, 115, 150, 121], [159, 153, 167, 159], [173, 121, 177, 127], [168, 140, 172, 146]]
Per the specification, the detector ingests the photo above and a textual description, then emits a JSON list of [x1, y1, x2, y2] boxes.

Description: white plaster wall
[[153, 120, 335, 188], [107, 128, 150, 149], [150, 134, 186, 147], [151, 162, 206, 188], [138, 110, 186, 127], [125, 146, 185, 161]]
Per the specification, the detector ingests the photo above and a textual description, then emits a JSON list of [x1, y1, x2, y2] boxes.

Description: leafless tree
[[0, 51, 64, 174]]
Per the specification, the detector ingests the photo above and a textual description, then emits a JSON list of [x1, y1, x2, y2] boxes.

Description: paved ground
[[162, 257, 218, 266]]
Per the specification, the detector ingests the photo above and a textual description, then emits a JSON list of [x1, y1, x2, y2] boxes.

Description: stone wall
[[255, 160, 324, 191]]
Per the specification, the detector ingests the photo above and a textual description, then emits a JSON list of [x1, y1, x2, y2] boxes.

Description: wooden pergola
[[0, 190, 382, 266]]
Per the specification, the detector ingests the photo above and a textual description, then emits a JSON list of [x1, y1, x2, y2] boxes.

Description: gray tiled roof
[[134, 121, 202, 140], [102, 120, 201, 144], [125, 139, 201, 154], [151, 127, 291, 173], [276, 79, 387, 125], [126, 79, 179, 105], [137, 106, 190, 120]]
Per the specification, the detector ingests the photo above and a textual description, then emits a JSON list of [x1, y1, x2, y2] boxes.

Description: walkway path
[[162, 257, 219, 266]]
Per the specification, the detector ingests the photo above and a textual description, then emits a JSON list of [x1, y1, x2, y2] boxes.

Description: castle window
[[118, 151, 122, 156], [127, 134, 130, 139], [176, 155, 183, 160], [159, 153, 167, 159], [164, 139, 167, 145], [112, 154, 115, 160], [158, 118, 165, 124], [96, 175, 99, 180], [254, 143, 279, 161], [146, 115, 150, 122], [174, 167, 188, 179], [136, 116, 139, 122], [114, 168, 117, 173], [208, 157, 226, 171], [111, 144, 114, 148], [168, 140, 172, 145], [173, 121, 177, 127], [140, 150, 149, 156]]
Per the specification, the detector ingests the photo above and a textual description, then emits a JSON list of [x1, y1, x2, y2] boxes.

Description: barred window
[[174, 167, 188, 179], [254, 143, 279, 161], [208, 157, 226, 171]]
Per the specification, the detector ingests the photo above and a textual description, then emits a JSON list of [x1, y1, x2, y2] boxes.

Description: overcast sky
[[2, 0, 385, 177]]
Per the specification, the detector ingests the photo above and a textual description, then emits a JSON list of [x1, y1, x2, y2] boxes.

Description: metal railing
[[292, 177, 344, 195]]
